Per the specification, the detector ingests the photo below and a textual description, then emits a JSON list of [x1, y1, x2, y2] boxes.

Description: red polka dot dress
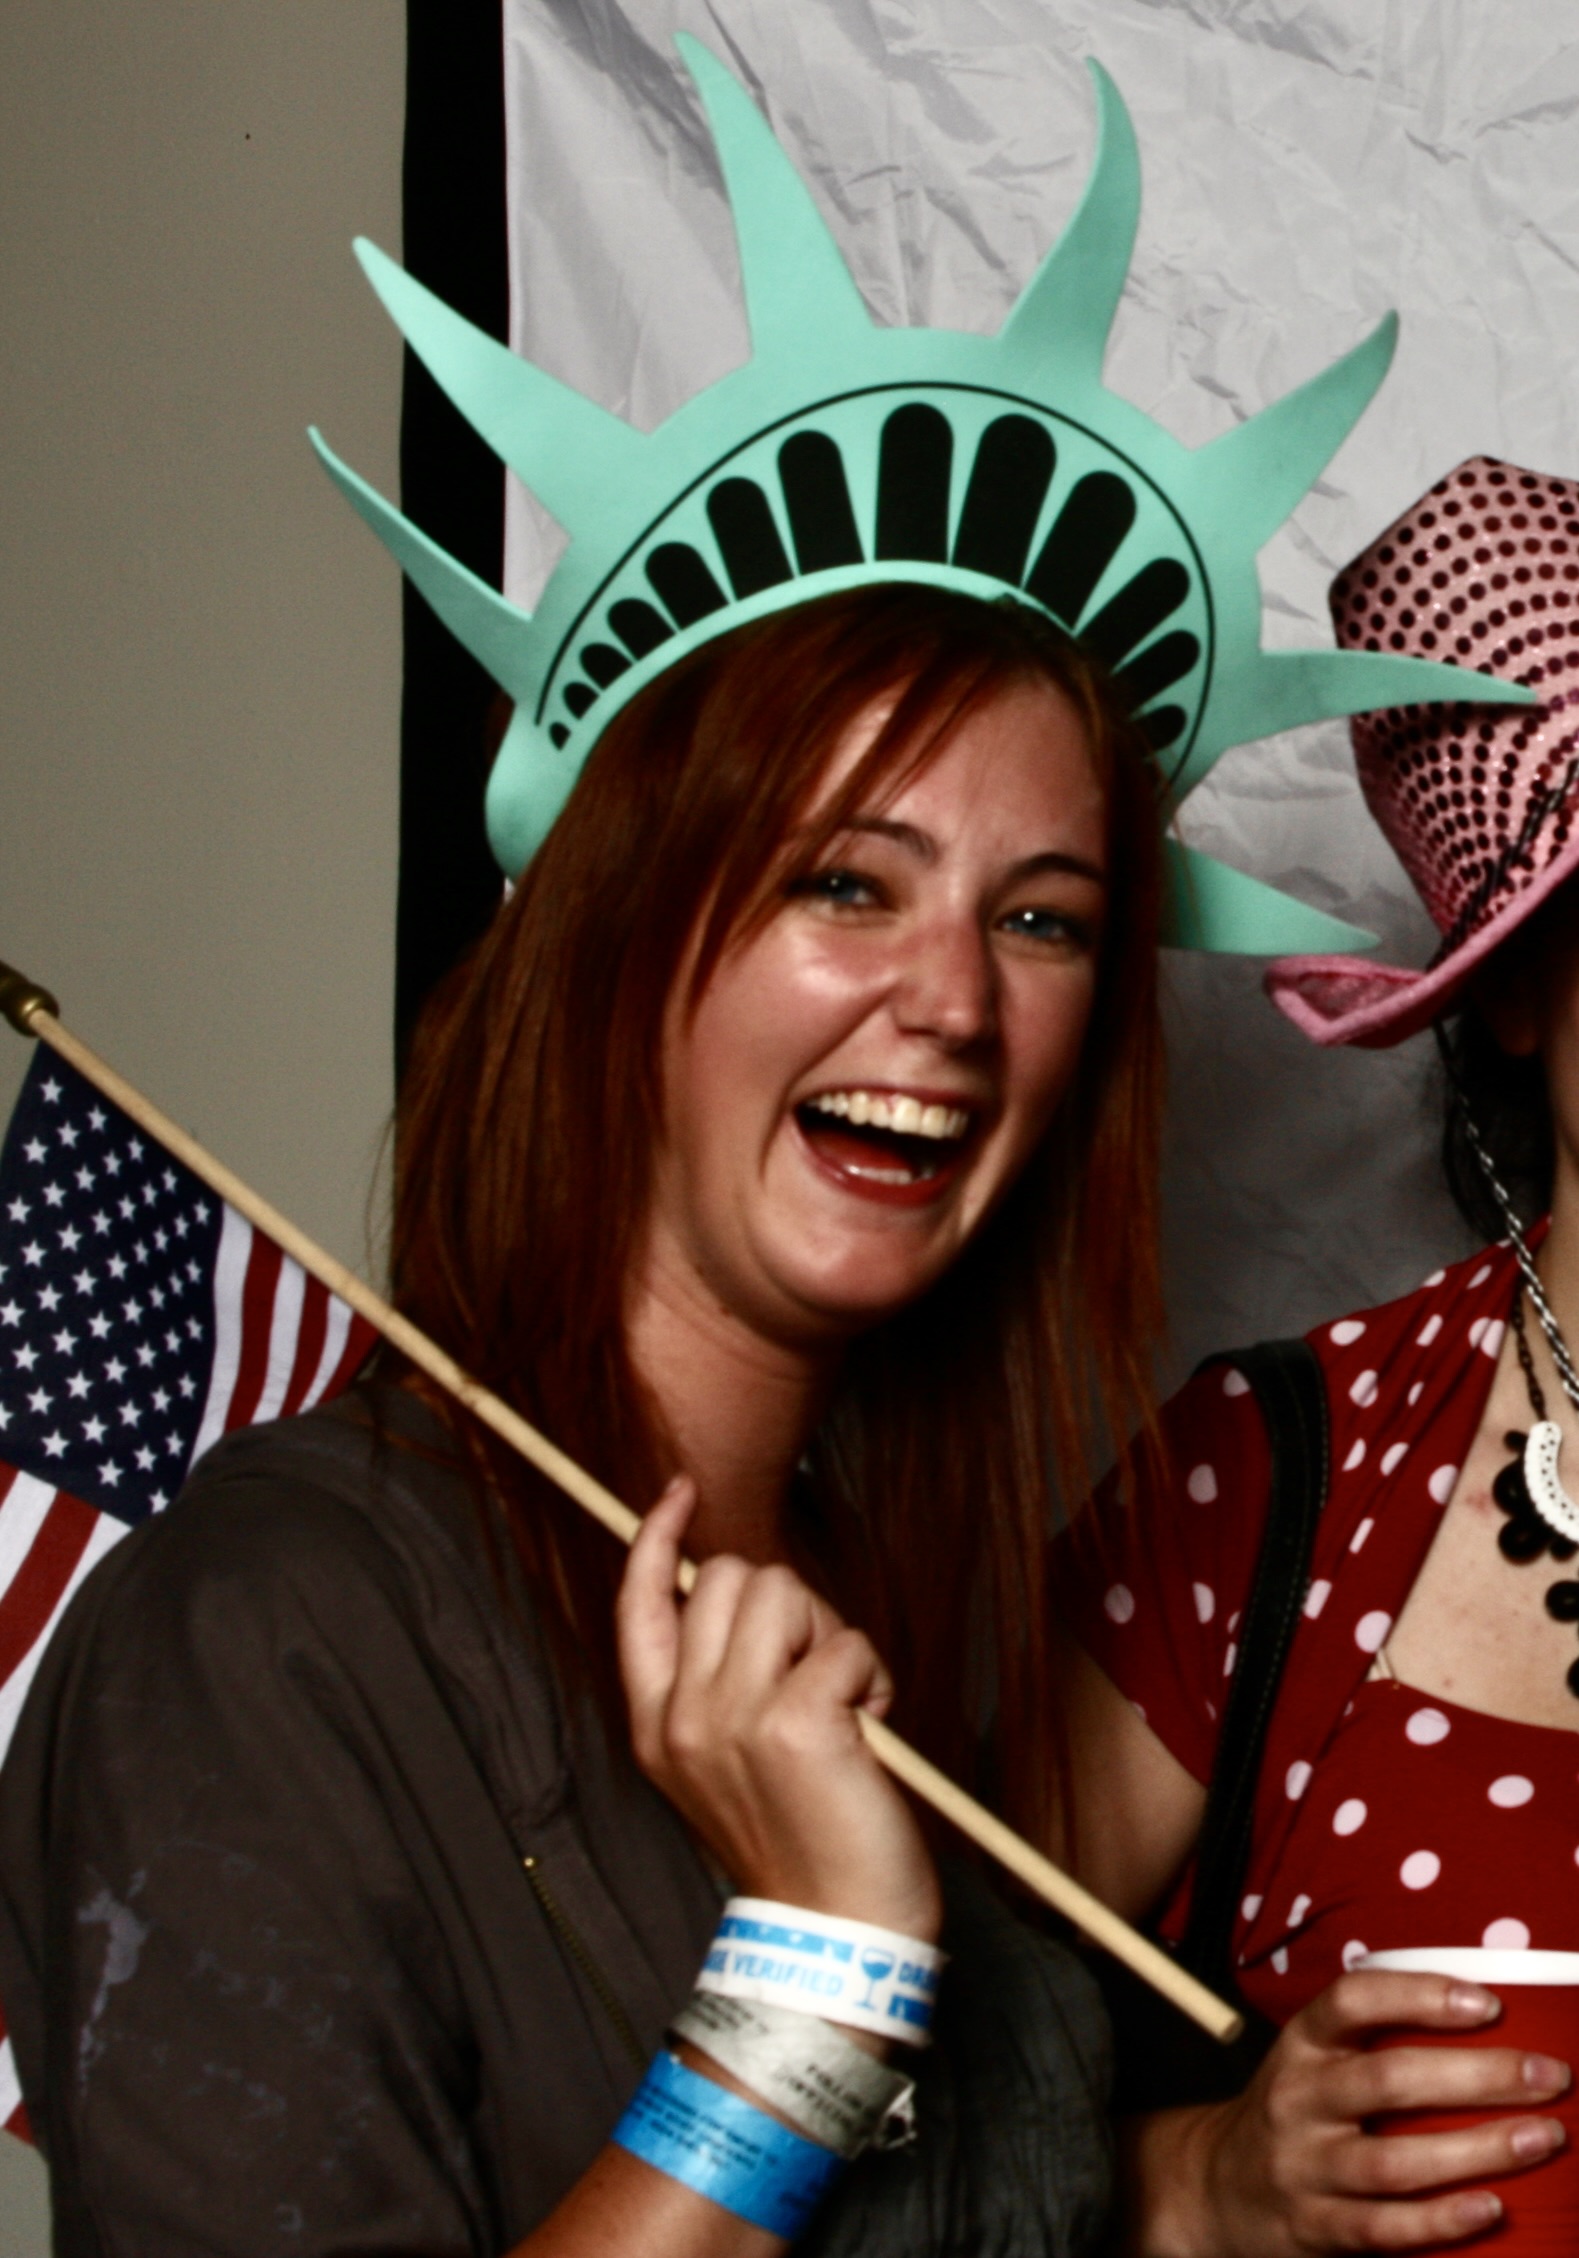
[[1066, 1242, 1579, 2027]]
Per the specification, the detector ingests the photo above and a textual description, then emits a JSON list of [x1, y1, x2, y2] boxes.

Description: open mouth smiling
[[793, 1087, 978, 1197]]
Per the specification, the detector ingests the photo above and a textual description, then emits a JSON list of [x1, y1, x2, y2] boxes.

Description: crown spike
[[353, 240, 648, 533], [310, 430, 540, 704], [677, 35, 873, 358], [1162, 838, 1376, 954], [1183, 315, 1398, 554], [996, 61, 1140, 385], [1168, 647, 1537, 808]]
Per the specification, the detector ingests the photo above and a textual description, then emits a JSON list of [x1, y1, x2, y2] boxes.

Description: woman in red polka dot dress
[[1061, 462, 1579, 2253]]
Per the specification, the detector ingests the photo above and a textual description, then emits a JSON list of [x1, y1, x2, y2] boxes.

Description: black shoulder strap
[[1178, 1337, 1329, 1995]]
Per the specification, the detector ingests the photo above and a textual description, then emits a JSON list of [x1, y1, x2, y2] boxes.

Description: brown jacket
[[0, 1388, 1112, 2256]]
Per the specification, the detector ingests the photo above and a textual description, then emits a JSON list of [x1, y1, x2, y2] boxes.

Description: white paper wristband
[[672, 1990, 916, 2158], [697, 1897, 945, 2045]]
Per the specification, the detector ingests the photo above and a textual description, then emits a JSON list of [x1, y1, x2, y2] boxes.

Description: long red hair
[[391, 586, 1166, 1833]]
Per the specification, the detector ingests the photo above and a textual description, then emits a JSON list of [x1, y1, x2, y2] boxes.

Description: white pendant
[[1522, 1421, 1579, 1545]]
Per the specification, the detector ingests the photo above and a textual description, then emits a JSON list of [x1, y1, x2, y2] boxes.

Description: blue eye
[[1000, 907, 1090, 946], [791, 866, 879, 907]]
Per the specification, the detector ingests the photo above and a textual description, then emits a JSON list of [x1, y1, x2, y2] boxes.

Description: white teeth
[[803, 1090, 971, 1142]]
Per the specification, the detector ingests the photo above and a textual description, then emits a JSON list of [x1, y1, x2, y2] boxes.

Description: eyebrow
[[834, 816, 1107, 889]]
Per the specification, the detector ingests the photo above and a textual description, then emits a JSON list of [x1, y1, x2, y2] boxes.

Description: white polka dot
[[1241, 1893, 1263, 1921], [1222, 1367, 1250, 1397], [1350, 1518, 1375, 1553], [1205, 1699, 1217, 1721], [1104, 1583, 1135, 1625], [1573, 1846, 1579, 1869], [1193, 1581, 1216, 1624], [1479, 1319, 1506, 1360], [1469, 1315, 1489, 1348], [1424, 1267, 1446, 1288], [1286, 1760, 1313, 1800], [1417, 1313, 1444, 1346], [1304, 1579, 1332, 1620], [1406, 1708, 1451, 1746], [1223, 1641, 1238, 1677], [1471, 1263, 1492, 1288], [1489, 1775, 1535, 1809], [1330, 1319, 1367, 1345], [1408, 1381, 1424, 1406], [1342, 1939, 1370, 1971], [1289, 1894, 1312, 1927], [1350, 1370, 1380, 1407], [1228, 1610, 1241, 1635], [1381, 1441, 1409, 1475], [1333, 1798, 1368, 1836], [1401, 1850, 1442, 1890], [1428, 1465, 1458, 1505], [1187, 1463, 1219, 1504], [1343, 1439, 1367, 1472], [1355, 1610, 1393, 1654], [1483, 1918, 1531, 1951], [1271, 1946, 1290, 1974]]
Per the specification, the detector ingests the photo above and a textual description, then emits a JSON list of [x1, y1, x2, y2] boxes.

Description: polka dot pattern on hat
[[1330, 458, 1579, 954]]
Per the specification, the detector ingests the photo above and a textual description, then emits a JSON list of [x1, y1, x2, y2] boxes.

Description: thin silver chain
[[1455, 1103, 1579, 1411]]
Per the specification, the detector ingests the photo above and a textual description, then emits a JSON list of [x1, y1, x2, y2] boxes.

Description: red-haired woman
[[0, 587, 1165, 2258]]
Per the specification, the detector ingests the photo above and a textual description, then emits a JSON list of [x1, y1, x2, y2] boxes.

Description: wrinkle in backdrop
[[499, 0, 1579, 1379]]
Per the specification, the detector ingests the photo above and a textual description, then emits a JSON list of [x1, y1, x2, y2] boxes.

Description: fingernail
[[1460, 2192, 1503, 2229], [1523, 2054, 1571, 2096], [1512, 2117, 1566, 2160], [1448, 1982, 1497, 2019]]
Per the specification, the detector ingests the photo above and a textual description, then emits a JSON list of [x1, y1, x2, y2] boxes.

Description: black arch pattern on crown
[[708, 479, 793, 597], [1024, 473, 1136, 624], [779, 431, 861, 571], [548, 405, 1205, 749], [875, 404, 953, 561], [952, 415, 1055, 583]]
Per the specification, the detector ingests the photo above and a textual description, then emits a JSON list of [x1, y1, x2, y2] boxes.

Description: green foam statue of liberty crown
[[312, 37, 1531, 953]]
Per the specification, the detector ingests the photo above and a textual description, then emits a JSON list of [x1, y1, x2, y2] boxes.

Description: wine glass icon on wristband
[[858, 1945, 898, 2014]]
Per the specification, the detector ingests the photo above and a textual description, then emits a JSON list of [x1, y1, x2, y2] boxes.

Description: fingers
[[616, 1476, 696, 1762], [1298, 1970, 1502, 2049], [1314, 2185, 1506, 2251], [1336, 2111, 1567, 2200], [619, 1490, 859, 1772], [1327, 2039, 1571, 2127]]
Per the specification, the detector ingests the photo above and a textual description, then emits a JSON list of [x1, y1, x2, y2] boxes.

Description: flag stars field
[[0, 1046, 377, 2136]]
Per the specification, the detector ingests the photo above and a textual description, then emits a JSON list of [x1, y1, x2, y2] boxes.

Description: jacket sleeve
[[0, 1476, 502, 2258]]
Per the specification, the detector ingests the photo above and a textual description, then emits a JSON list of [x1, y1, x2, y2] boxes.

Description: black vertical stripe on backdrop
[[397, 0, 508, 1075]]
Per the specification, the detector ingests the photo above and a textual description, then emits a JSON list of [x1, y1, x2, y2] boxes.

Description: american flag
[[0, 1045, 377, 2133]]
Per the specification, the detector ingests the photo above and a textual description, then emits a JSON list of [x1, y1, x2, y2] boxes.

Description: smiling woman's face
[[647, 675, 1110, 1351]]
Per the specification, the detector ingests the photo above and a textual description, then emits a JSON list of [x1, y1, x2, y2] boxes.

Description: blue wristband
[[612, 2048, 846, 2237]]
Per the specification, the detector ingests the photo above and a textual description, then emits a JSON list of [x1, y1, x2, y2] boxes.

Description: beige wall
[[0, 1, 405, 2242]]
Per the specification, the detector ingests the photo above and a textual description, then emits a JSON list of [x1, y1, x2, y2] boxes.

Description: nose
[[892, 914, 998, 1049]]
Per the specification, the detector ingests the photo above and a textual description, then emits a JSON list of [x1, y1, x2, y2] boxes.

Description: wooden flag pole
[[0, 960, 1241, 2044]]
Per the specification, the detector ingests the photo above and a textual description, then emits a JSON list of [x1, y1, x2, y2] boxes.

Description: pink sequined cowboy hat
[[1266, 455, 1579, 1049]]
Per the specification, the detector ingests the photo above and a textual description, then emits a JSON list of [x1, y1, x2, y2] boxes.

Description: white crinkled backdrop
[[500, 0, 1579, 1384]]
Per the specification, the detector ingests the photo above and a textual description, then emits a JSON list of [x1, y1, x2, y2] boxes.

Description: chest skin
[[1384, 1314, 1579, 1733]]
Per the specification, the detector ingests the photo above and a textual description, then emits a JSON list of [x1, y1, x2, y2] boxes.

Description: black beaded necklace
[[1494, 1286, 1579, 1698], [1436, 1026, 1579, 1695]]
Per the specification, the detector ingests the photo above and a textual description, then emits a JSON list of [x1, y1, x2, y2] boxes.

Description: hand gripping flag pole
[[0, 958, 1241, 2045]]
